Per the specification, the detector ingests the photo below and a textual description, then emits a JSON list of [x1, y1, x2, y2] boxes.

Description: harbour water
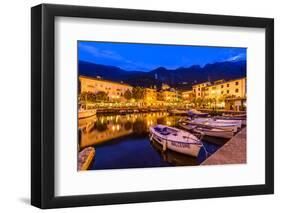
[[78, 112, 225, 170]]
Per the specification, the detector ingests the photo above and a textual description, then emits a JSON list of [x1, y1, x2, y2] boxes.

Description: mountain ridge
[[79, 60, 246, 90]]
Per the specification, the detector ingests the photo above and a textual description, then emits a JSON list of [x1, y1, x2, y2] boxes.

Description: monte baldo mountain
[[79, 60, 246, 90]]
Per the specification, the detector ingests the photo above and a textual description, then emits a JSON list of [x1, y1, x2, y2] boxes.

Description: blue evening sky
[[78, 41, 246, 72]]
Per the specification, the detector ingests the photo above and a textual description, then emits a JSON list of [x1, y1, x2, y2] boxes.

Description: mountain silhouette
[[79, 60, 246, 90]]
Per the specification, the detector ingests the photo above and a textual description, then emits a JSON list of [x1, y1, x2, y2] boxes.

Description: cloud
[[227, 53, 246, 62], [79, 42, 157, 71], [79, 43, 123, 60]]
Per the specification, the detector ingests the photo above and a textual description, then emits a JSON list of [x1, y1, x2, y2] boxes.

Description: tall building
[[79, 75, 133, 102]]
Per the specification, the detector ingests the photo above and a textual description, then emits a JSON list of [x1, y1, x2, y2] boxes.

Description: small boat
[[187, 109, 209, 117], [78, 147, 95, 171], [182, 118, 241, 132], [169, 109, 187, 115], [222, 112, 246, 118], [78, 108, 97, 119], [119, 109, 128, 115], [179, 122, 234, 139], [149, 125, 202, 157], [217, 113, 247, 125]]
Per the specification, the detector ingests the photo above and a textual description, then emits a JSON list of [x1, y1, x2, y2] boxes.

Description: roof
[[192, 77, 246, 88], [79, 75, 132, 87]]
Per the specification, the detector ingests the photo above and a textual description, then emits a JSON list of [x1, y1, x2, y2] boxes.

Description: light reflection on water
[[78, 112, 221, 170]]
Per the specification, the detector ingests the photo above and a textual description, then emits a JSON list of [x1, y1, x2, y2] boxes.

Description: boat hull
[[185, 118, 241, 132], [149, 133, 201, 157], [179, 123, 234, 139], [194, 128, 234, 139]]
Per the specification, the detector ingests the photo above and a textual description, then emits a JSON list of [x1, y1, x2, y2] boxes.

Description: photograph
[[77, 41, 247, 171]]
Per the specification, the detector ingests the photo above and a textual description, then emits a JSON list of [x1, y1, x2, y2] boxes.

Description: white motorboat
[[222, 112, 246, 118], [184, 117, 241, 132], [179, 122, 234, 139], [187, 109, 209, 117], [216, 114, 246, 126], [149, 125, 202, 157]]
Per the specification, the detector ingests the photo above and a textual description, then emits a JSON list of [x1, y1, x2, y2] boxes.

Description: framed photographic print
[[31, 4, 274, 209]]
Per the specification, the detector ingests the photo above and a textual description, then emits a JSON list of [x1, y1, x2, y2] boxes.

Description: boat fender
[[163, 140, 167, 152], [149, 133, 154, 141]]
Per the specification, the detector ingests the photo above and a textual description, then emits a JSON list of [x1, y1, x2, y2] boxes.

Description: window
[[221, 91, 224, 94], [198, 88, 200, 91], [227, 90, 229, 94], [227, 84, 229, 87], [235, 81, 239, 85], [221, 85, 224, 88], [235, 89, 239, 93]]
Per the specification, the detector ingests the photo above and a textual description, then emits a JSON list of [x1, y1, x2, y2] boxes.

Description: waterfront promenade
[[201, 127, 246, 165]]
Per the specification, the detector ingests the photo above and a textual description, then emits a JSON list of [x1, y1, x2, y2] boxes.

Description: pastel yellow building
[[191, 77, 247, 111], [203, 78, 246, 100], [79, 75, 133, 102], [192, 81, 211, 99]]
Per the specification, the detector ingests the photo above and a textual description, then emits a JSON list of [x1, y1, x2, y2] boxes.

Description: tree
[[132, 87, 145, 100], [79, 92, 96, 103], [95, 91, 108, 102], [124, 89, 132, 100], [195, 97, 203, 108]]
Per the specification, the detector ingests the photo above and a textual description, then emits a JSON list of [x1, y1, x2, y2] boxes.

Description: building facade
[[143, 88, 158, 105], [182, 90, 194, 102], [203, 78, 246, 100], [79, 75, 133, 102], [192, 81, 211, 99], [183, 77, 246, 111], [161, 90, 178, 102]]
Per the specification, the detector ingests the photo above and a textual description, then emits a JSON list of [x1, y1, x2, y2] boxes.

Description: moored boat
[[187, 109, 209, 117], [216, 113, 246, 125], [169, 109, 188, 115], [179, 122, 234, 139], [182, 117, 241, 132], [149, 125, 202, 157]]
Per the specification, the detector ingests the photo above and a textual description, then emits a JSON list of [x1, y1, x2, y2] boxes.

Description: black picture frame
[[31, 3, 274, 209]]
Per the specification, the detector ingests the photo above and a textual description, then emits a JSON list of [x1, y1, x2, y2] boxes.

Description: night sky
[[78, 41, 246, 72]]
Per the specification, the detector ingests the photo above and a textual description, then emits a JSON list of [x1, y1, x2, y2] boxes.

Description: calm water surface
[[78, 112, 223, 170]]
